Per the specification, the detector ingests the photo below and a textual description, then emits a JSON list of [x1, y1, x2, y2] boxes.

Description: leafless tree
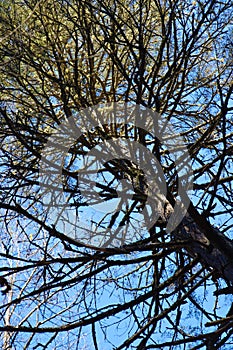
[[0, 0, 232, 349]]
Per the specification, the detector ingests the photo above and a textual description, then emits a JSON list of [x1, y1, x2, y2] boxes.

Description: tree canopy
[[0, 0, 233, 349]]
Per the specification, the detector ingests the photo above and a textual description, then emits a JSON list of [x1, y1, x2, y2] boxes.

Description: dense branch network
[[0, 0, 232, 349]]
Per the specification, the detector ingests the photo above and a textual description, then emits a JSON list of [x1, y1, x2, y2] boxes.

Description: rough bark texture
[[173, 212, 233, 284]]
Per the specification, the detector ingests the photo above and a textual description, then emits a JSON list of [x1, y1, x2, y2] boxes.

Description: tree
[[0, 0, 232, 348]]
